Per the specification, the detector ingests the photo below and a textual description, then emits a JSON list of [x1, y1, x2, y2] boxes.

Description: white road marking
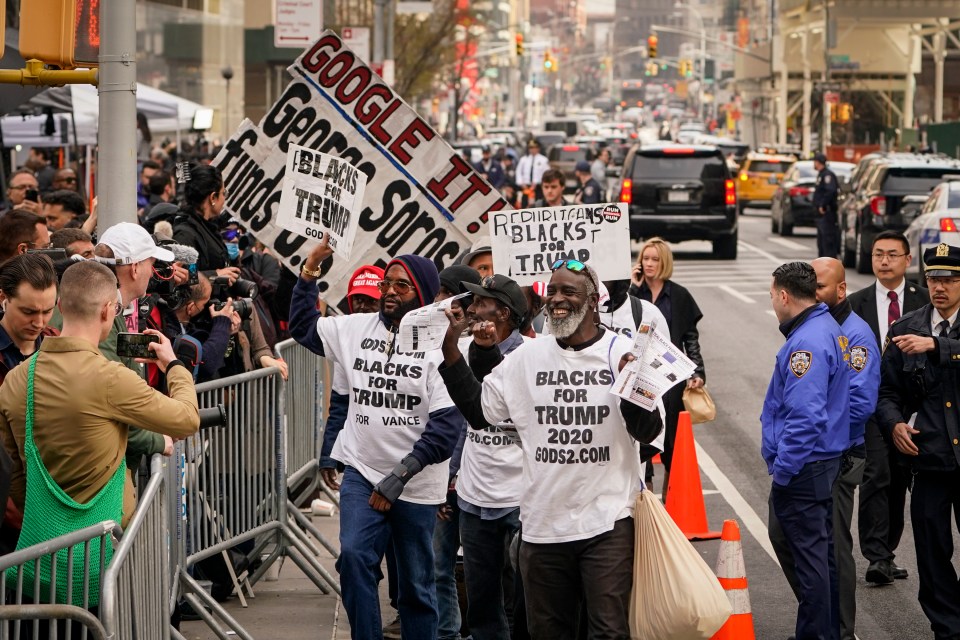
[[696, 442, 780, 566], [719, 285, 756, 304], [739, 240, 792, 266], [768, 237, 809, 251]]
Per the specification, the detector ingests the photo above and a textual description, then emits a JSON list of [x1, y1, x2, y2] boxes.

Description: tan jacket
[[0, 336, 199, 526]]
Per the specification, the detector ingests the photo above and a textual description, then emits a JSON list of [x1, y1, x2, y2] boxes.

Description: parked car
[[617, 143, 739, 258], [770, 161, 854, 235], [903, 179, 960, 279], [547, 143, 595, 193], [531, 130, 567, 150], [736, 152, 796, 209], [840, 153, 960, 273]]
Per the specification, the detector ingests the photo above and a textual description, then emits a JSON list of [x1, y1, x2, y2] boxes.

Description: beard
[[546, 300, 590, 339], [381, 295, 421, 322]]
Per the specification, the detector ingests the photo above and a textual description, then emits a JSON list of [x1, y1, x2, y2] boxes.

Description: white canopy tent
[[1, 83, 206, 146]]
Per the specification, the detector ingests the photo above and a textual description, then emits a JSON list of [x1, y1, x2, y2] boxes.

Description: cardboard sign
[[276, 145, 366, 258], [213, 31, 507, 308], [489, 203, 631, 285]]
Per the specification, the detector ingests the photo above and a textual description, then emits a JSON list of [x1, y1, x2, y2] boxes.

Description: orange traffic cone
[[664, 411, 721, 540], [711, 520, 756, 640]]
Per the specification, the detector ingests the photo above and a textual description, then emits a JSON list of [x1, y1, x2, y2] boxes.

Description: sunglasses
[[377, 279, 414, 295], [551, 259, 597, 288], [220, 229, 242, 242]]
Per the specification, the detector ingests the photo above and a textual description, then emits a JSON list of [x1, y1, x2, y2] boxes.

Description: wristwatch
[[300, 263, 322, 279]]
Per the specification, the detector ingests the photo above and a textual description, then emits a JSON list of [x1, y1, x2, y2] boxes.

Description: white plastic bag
[[629, 490, 732, 639]]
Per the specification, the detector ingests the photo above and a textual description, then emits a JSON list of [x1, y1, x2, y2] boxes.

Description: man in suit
[[847, 230, 929, 584]]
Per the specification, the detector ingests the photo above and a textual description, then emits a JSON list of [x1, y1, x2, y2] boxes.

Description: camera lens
[[232, 298, 254, 321]]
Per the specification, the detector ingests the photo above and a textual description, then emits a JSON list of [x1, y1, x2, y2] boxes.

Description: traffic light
[[20, 0, 100, 69], [647, 34, 658, 59], [515, 33, 524, 57], [544, 51, 553, 71]]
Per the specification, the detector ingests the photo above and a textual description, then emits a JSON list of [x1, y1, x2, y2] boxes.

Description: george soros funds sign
[[213, 31, 507, 307]]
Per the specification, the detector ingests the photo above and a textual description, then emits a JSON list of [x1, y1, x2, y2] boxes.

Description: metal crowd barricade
[[0, 521, 118, 640], [100, 455, 172, 640], [274, 339, 341, 562], [170, 366, 339, 640]]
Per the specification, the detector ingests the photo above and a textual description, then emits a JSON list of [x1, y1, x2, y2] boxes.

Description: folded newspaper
[[397, 293, 470, 353], [612, 320, 697, 411]]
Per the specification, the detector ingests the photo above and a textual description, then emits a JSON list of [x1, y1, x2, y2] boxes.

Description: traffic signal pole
[[97, 0, 139, 229]]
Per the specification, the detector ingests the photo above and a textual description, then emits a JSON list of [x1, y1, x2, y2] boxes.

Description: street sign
[[274, 0, 323, 49], [824, 91, 840, 105], [342, 27, 371, 63]]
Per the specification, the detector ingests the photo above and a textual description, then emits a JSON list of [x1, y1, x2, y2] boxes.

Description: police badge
[[849, 346, 868, 372], [790, 350, 812, 378]]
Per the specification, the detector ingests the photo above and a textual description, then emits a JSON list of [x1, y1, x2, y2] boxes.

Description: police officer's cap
[[575, 160, 591, 173], [813, 152, 828, 164], [923, 243, 960, 278]]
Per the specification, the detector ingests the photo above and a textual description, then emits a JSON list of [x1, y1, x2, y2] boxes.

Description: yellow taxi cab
[[737, 153, 795, 208]]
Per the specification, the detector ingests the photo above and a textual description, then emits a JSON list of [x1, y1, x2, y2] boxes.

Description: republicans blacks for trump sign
[[213, 31, 507, 307]]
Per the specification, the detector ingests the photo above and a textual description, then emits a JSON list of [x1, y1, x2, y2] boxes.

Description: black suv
[[618, 143, 739, 258], [840, 153, 960, 273]]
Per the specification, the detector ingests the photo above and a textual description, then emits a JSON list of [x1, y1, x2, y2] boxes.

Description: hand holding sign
[[301, 234, 334, 279]]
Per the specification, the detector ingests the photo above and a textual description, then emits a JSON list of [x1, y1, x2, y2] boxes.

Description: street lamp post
[[221, 66, 234, 143], [675, 2, 706, 121]]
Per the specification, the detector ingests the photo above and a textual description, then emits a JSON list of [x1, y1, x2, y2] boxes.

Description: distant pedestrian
[[574, 160, 603, 205], [590, 149, 610, 194], [516, 140, 549, 202], [813, 152, 840, 258], [876, 243, 960, 639], [474, 147, 505, 190], [763, 261, 849, 640]]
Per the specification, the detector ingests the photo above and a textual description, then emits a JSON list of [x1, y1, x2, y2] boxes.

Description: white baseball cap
[[97, 222, 175, 265]]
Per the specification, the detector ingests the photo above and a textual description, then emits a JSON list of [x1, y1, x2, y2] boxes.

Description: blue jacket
[[761, 303, 850, 485], [474, 159, 505, 190], [832, 300, 879, 449]]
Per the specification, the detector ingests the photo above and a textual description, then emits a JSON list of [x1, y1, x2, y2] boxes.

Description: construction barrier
[[0, 521, 119, 639], [101, 455, 174, 640]]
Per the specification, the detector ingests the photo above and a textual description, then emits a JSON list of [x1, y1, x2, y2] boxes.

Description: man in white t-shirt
[[438, 260, 662, 640], [290, 237, 463, 640]]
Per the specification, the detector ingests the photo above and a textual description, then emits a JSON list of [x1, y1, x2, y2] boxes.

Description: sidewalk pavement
[[179, 504, 392, 639]]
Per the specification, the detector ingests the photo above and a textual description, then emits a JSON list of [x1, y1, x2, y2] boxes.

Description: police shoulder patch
[[790, 350, 813, 378], [824, 175, 832, 184], [849, 345, 868, 372]]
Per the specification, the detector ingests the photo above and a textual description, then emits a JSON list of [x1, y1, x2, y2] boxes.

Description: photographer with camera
[[165, 278, 235, 382]]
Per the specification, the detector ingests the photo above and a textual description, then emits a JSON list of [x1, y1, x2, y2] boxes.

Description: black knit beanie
[[439, 265, 481, 296], [385, 255, 441, 307]]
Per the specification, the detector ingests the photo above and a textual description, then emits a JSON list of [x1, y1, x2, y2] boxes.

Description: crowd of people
[[0, 139, 958, 640]]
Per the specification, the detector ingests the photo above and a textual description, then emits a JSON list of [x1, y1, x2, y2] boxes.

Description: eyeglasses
[[377, 279, 414, 295], [872, 252, 906, 260], [27, 242, 53, 250], [112, 290, 125, 315], [57, 177, 78, 183], [9, 184, 38, 191], [220, 229, 242, 242]]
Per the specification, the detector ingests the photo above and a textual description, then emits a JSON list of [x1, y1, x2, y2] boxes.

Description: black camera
[[210, 276, 258, 321], [148, 261, 200, 311]]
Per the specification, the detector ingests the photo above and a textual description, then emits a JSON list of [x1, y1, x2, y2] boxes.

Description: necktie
[[938, 320, 951, 337], [887, 290, 900, 326]]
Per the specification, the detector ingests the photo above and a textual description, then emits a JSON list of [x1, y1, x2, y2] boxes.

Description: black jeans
[[770, 457, 841, 640], [858, 419, 908, 563], [911, 469, 960, 640], [519, 517, 633, 640], [460, 508, 521, 640]]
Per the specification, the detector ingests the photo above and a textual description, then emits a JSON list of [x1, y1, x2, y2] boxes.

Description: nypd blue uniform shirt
[[761, 303, 851, 486], [836, 305, 880, 448]]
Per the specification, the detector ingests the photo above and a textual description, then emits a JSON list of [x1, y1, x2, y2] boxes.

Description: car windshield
[[883, 168, 960, 193], [632, 154, 726, 181], [795, 164, 818, 179], [554, 149, 588, 162]]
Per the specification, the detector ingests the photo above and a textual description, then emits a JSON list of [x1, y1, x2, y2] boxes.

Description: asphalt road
[[655, 207, 943, 639]]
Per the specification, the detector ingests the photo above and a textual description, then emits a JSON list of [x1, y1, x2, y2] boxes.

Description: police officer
[[876, 243, 960, 640], [574, 160, 603, 205], [813, 152, 840, 258], [763, 261, 850, 640], [769, 258, 879, 640]]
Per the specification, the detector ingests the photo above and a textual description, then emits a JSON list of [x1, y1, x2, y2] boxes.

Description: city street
[[668, 207, 934, 639]]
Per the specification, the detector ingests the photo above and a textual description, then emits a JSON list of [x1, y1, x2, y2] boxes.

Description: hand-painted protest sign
[[488, 202, 631, 286], [276, 144, 366, 258], [213, 30, 507, 308]]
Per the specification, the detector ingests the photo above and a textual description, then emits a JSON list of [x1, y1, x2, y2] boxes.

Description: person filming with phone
[[0, 259, 198, 569]]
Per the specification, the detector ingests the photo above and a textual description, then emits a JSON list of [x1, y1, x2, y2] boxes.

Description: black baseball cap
[[924, 243, 960, 278], [462, 274, 528, 322]]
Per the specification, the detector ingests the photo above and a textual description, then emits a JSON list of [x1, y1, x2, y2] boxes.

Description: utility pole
[[373, 0, 387, 64], [822, 0, 832, 151], [98, 0, 139, 229]]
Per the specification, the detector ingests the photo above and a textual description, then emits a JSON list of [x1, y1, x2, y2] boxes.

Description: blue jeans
[[338, 467, 440, 640], [434, 496, 462, 640], [460, 508, 521, 640], [771, 457, 841, 640]]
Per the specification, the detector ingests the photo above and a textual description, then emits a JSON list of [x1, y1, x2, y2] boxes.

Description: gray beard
[[546, 303, 589, 339]]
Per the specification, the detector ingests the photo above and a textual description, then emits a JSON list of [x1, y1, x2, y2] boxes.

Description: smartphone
[[116, 332, 160, 359], [25, 248, 67, 261], [25, 189, 39, 203]]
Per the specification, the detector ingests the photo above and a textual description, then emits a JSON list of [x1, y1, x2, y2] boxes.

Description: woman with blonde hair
[[630, 237, 706, 494]]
